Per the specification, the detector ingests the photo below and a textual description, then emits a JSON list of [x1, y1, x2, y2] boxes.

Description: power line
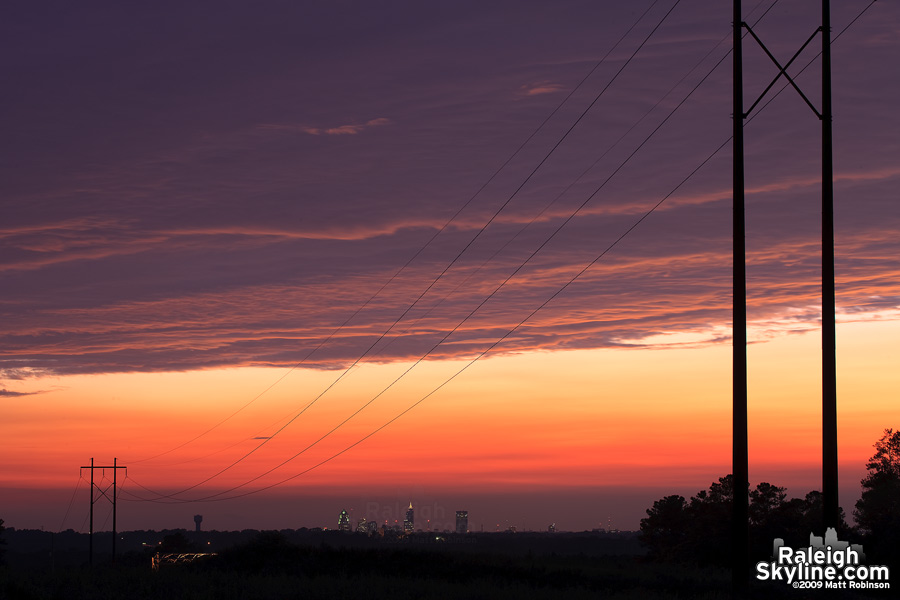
[[129, 2, 767, 505], [186, 0, 735, 474], [127, 0, 876, 505], [127, 0, 683, 500], [57, 473, 84, 532], [127, 0, 666, 467], [125, 0, 787, 504], [200, 11, 737, 504], [134, 133, 735, 504], [340, 0, 779, 367]]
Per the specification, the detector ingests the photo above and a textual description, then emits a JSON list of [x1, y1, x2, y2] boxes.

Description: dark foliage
[[639, 475, 738, 566], [0, 518, 6, 566], [642, 429, 899, 571], [639, 495, 689, 562], [639, 475, 850, 567], [854, 428, 900, 568]]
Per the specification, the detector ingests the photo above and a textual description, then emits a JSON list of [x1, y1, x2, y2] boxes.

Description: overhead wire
[[124, 0, 767, 504], [369, 9, 750, 359], [128, 0, 683, 499], [57, 472, 85, 532], [340, 0, 779, 365], [192, 0, 740, 503], [128, 0, 665, 466], [127, 0, 877, 504], [132, 131, 736, 503], [161, 0, 716, 474], [127, 0, 764, 504]]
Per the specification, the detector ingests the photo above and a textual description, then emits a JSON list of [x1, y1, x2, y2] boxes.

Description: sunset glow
[[2, 1, 898, 534]]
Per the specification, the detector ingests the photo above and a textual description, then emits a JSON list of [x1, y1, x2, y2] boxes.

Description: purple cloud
[[1, 0, 898, 376]]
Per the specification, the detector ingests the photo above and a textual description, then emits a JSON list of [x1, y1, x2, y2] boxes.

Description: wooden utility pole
[[732, 1, 749, 595]]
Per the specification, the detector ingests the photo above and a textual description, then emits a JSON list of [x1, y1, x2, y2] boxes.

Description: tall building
[[337, 510, 351, 532], [356, 518, 368, 533], [403, 501, 414, 533], [455, 510, 468, 534], [193, 515, 203, 533]]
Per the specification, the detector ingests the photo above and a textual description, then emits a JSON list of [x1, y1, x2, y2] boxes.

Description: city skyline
[[2, 1, 898, 534]]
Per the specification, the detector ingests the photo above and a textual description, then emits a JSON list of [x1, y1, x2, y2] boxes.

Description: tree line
[[639, 428, 900, 568]]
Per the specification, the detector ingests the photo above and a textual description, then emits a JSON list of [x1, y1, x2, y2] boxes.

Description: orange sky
[[2, 317, 895, 531]]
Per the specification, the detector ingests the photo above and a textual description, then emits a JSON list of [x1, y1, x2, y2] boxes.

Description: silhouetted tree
[[854, 428, 900, 567], [748, 489, 850, 558], [640, 476, 734, 566], [748, 482, 788, 558], [797, 490, 823, 534], [0, 518, 6, 566], [641, 476, 850, 566], [749, 482, 786, 527], [687, 475, 733, 566], [639, 495, 688, 561]]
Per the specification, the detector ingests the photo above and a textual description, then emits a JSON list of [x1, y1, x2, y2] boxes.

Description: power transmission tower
[[732, 0, 838, 593], [80, 458, 126, 566]]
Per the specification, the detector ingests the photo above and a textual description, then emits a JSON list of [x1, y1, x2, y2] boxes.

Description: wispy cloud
[[1, 0, 897, 380], [0, 389, 47, 398], [260, 118, 392, 136], [519, 82, 565, 96]]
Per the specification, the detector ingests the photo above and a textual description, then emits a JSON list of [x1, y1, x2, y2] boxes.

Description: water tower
[[194, 514, 203, 533]]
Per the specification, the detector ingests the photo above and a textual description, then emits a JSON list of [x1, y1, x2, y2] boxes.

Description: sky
[[2, 0, 898, 534]]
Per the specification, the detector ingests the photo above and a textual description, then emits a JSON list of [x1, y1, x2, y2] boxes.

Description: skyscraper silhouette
[[403, 501, 414, 533], [455, 510, 468, 534], [337, 510, 350, 532]]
